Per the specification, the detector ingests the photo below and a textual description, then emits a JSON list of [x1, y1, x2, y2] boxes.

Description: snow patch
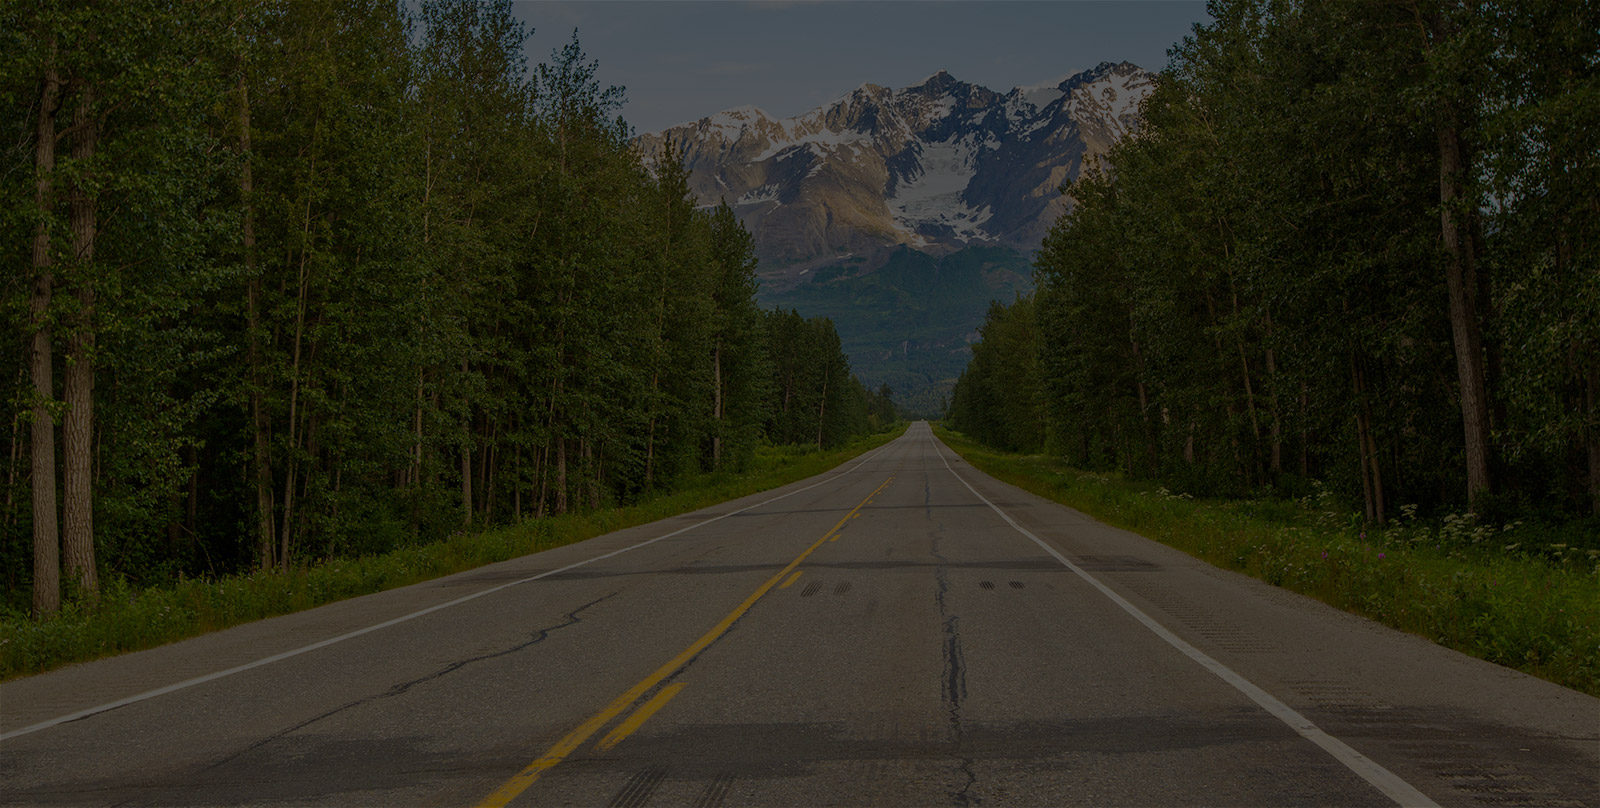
[[1062, 69, 1154, 137], [886, 139, 991, 242], [736, 184, 781, 206], [753, 124, 871, 161], [684, 104, 775, 141]]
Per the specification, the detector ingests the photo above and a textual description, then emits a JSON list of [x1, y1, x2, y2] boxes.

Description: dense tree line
[[950, 0, 1597, 523], [763, 308, 897, 446], [3, 0, 884, 617]]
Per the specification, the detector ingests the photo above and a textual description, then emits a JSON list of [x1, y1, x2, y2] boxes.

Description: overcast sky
[[513, 1, 1213, 134]]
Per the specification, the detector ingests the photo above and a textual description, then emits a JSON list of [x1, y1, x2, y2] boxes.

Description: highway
[[2, 422, 1596, 806]]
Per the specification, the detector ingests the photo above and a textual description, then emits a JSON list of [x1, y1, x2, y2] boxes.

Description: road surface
[[2, 422, 1596, 806]]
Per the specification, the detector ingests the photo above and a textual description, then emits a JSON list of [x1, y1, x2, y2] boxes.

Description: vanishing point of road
[[3, 422, 1596, 806]]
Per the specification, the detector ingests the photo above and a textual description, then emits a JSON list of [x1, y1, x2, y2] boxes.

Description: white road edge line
[[927, 426, 1440, 808], [1, 439, 902, 742]]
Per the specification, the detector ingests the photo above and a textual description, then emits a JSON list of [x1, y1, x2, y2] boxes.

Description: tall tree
[[61, 71, 96, 597], [27, 21, 63, 616], [705, 201, 769, 469]]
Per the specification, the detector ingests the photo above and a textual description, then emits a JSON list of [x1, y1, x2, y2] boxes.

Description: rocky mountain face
[[636, 61, 1154, 283]]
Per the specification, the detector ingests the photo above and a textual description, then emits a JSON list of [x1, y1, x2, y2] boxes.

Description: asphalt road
[[2, 422, 1596, 807]]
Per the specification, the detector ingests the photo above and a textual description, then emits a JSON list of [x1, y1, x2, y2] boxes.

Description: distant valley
[[637, 62, 1154, 414]]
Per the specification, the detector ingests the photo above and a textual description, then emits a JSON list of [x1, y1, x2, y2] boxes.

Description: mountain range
[[636, 61, 1155, 414]]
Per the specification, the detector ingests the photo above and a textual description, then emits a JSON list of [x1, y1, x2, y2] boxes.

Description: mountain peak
[[1062, 61, 1145, 89], [636, 62, 1154, 268]]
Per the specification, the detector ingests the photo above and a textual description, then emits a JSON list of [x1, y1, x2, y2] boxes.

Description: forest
[[3, 0, 896, 619], [949, 0, 1597, 526]]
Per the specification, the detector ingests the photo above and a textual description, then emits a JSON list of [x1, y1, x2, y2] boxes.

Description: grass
[[0, 426, 907, 681], [934, 425, 1600, 697]]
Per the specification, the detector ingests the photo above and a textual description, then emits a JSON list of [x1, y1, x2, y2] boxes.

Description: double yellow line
[[477, 475, 895, 807]]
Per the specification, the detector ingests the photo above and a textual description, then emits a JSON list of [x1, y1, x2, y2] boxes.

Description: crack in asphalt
[[930, 504, 979, 806], [193, 592, 618, 775]]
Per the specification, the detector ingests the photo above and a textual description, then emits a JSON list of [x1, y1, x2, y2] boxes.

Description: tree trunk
[[412, 368, 423, 486], [279, 197, 314, 572], [482, 419, 496, 522], [186, 444, 199, 538], [816, 372, 828, 449], [241, 66, 273, 571], [1236, 333, 1261, 480], [535, 442, 549, 519], [1263, 309, 1282, 476], [1299, 384, 1311, 477], [1362, 406, 1385, 527], [460, 358, 471, 528], [1231, 291, 1262, 446], [1587, 357, 1599, 517], [1355, 410, 1375, 524], [1439, 122, 1493, 506], [1130, 332, 1157, 474], [30, 47, 63, 617], [555, 439, 567, 516], [1427, 12, 1493, 507], [63, 83, 98, 599], [582, 439, 596, 510], [711, 342, 723, 467], [644, 370, 659, 488], [1351, 355, 1386, 526], [5, 375, 22, 529]]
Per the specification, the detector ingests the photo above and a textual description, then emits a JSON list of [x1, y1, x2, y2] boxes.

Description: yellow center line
[[594, 683, 687, 752], [778, 570, 804, 589], [476, 475, 895, 808]]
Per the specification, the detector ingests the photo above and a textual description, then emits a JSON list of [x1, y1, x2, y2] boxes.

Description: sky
[[513, 1, 1213, 134]]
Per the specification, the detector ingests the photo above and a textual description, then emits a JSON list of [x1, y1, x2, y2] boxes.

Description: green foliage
[[947, 297, 1045, 453], [936, 425, 1599, 696], [761, 308, 877, 448], [1, 1, 886, 621], [951, 0, 1600, 523]]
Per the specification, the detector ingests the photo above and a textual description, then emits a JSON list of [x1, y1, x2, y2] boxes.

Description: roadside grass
[[934, 425, 1600, 697], [0, 426, 907, 681]]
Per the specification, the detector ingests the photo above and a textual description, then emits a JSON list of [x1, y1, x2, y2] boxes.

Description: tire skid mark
[[693, 772, 736, 808], [607, 768, 666, 808]]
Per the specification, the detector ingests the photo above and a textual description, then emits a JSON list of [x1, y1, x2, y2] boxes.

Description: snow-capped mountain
[[636, 61, 1155, 279]]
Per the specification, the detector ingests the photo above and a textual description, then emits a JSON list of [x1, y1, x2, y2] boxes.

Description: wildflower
[[1321, 551, 1328, 559], [1378, 553, 1385, 559]]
